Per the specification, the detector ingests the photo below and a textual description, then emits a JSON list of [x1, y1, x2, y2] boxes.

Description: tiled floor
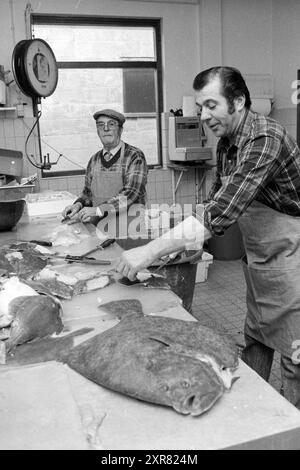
[[191, 259, 282, 393]]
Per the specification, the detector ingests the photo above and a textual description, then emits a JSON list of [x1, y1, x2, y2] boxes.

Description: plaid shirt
[[204, 109, 300, 235], [75, 142, 148, 212]]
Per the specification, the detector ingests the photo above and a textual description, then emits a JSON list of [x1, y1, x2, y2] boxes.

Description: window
[[31, 15, 163, 176]]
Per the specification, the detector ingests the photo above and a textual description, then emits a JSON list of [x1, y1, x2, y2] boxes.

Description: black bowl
[[0, 198, 26, 231]]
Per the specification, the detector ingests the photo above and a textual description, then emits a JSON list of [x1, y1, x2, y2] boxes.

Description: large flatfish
[[65, 307, 239, 416]]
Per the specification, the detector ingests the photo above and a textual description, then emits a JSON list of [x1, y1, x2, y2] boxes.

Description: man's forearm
[[146, 215, 211, 259]]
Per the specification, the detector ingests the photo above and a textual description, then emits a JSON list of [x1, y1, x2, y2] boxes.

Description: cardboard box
[[195, 251, 213, 283]]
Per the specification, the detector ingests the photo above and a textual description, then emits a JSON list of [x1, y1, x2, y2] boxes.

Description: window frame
[[31, 14, 163, 177]]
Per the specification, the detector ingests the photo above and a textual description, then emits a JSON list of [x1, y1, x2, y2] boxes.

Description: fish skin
[[111, 315, 239, 370], [23, 278, 74, 300], [148, 346, 224, 416], [64, 313, 238, 416], [6, 295, 64, 352], [0, 247, 47, 278], [98, 299, 144, 320], [6, 328, 94, 366]]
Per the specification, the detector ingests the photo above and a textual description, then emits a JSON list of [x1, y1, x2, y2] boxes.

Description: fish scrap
[[6, 295, 63, 352], [0, 276, 64, 357], [0, 245, 47, 279]]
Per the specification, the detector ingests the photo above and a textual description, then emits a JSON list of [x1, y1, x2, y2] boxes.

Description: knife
[[29, 239, 53, 247], [80, 238, 116, 257], [28, 252, 111, 265], [7, 239, 53, 247]]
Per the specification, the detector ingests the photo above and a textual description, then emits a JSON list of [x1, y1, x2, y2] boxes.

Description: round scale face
[[12, 39, 58, 98]]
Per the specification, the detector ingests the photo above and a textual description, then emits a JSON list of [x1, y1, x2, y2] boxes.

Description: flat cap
[[93, 108, 126, 126]]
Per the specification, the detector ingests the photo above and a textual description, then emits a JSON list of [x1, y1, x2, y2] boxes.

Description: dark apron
[[238, 200, 300, 358]]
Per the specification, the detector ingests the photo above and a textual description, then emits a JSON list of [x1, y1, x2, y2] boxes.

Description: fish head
[[150, 335, 239, 391], [154, 352, 224, 416]]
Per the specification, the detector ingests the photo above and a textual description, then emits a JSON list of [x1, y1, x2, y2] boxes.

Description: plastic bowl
[[0, 195, 26, 231]]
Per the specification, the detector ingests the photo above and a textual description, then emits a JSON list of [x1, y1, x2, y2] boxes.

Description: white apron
[[91, 142, 125, 206], [90, 142, 145, 237]]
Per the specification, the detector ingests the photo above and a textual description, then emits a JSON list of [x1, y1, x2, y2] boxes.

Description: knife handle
[[30, 240, 53, 247], [100, 238, 116, 249], [65, 255, 96, 261]]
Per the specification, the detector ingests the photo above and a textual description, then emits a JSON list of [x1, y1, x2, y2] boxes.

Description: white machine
[[168, 116, 212, 162]]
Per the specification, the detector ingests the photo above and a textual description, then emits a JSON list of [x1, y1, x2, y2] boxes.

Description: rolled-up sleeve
[[74, 156, 95, 207]]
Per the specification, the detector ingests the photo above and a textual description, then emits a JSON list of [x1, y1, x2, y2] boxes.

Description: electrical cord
[[23, 113, 86, 170], [24, 109, 44, 169]]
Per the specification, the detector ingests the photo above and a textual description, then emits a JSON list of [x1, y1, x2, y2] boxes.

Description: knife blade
[[7, 239, 53, 247]]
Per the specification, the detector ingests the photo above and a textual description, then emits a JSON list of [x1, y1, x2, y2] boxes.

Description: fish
[[64, 305, 239, 416], [118, 272, 171, 289], [0, 246, 47, 279], [34, 268, 113, 296], [5, 295, 64, 352], [0, 276, 39, 327], [23, 278, 74, 300]]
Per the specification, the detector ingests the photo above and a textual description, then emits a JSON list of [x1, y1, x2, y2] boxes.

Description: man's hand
[[62, 202, 82, 220], [75, 207, 98, 223], [116, 215, 208, 280], [116, 245, 157, 281]]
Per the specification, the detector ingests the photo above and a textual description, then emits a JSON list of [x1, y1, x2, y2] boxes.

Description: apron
[[91, 142, 125, 206], [238, 201, 300, 358], [215, 172, 300, 358], [91, 142, 146, 238]]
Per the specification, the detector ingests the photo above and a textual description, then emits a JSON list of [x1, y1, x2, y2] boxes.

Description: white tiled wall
[[38, 166, 211, 207], [1, 106, 295, 208]]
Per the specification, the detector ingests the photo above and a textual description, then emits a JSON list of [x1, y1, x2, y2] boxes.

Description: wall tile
[[13, 119, 25, 138], [0, 120, 4, 139], [3, 119, 15, 139], [4, 137, 16, 150]]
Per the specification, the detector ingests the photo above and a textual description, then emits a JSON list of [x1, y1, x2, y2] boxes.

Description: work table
[[1, 214, 300, 450]]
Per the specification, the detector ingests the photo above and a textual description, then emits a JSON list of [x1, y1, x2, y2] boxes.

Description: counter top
[[1, 215, 300, 450]]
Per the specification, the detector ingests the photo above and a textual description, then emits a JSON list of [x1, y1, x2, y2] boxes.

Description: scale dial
[[12, 38, 58, 98]]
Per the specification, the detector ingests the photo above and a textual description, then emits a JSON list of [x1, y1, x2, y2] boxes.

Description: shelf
[[168, 162, 211, 205], [0, 107, 16, 112]]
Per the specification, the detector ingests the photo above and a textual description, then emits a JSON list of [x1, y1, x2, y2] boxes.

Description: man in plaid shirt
[[117, 67, 300, 409], [62, 109, 147, 224]]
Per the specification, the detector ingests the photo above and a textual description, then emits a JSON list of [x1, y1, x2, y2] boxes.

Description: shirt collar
[[103, 140, 123, 159], [231, 109, 256, 148], [219, 109, 256, 150]]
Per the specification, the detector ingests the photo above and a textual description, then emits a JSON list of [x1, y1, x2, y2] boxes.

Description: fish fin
[[6, 327, 94, 365], [5, 339, 15, 354], [231, 376, 240, 386]]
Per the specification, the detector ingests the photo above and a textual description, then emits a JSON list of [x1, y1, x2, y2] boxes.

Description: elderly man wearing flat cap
[[62, 109, 148, 225]]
